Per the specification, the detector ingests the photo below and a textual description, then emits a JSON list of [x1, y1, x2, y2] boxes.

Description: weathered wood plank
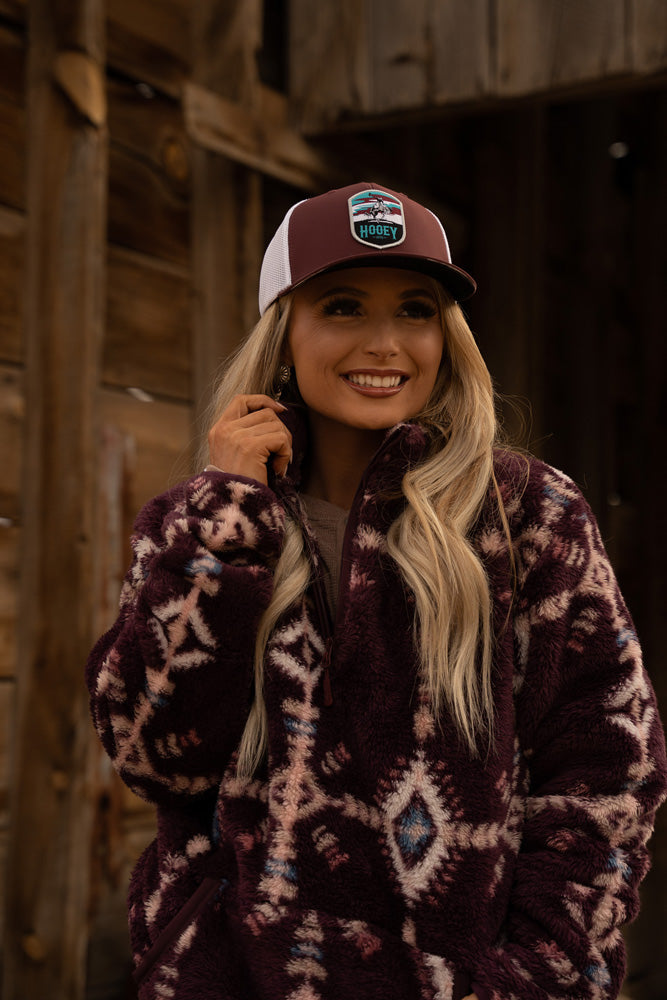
[[107, 75, 190, 264], [370, 0, 492, 112], [496, 0, 627, 95], [631, 0, 667, 72], [289, 0, 371, 134], [0, 206, 23, 364], [99, 387, 194, 518], [467, 109, 546, 450], [2, 0, 107, 995], [0, 681, 12, 950], [184, 81, 340, 191], [369, 0, 431, 111], [104, 245, 191, 400], [0, 364, 21, 685], [190, 1, 269, 430], [108, 143, 189, 264], [0, 364, 22, 523], [0, 98, 25, 210], [193, 0, 262, 102], [0, 680, 12, 815], [432, 0, 492, 105], [107, 0, 190, 96], [0, 524, 19, 681]]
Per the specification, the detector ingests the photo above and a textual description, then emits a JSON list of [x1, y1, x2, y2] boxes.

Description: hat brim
[[288, 254, 477, 303]]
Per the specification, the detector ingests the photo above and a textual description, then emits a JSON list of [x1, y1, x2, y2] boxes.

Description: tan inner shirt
[[300, 493, 349, 620]]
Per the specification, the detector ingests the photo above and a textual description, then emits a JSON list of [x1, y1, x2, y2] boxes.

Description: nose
[[362, 316, 400, 358]]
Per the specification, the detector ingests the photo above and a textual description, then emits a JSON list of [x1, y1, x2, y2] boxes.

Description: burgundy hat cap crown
[[258, 182, 476, 316]]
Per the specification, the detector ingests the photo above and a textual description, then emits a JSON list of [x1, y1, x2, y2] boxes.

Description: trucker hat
[[258, 181, 476, 315]]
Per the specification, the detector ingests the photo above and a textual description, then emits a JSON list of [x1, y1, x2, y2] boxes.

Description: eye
[[398, 298, 438, 320], [320, 295, 362, 317]]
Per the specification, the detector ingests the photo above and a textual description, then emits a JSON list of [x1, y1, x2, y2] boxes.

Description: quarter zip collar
[[270, 402, 430, 499], [270, 404, 430, 707]]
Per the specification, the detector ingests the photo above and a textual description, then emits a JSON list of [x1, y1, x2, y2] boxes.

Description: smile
[[345, 372, 405, 388]]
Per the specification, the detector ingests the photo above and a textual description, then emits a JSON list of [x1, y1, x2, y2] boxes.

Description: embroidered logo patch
[[348, 189, 406, 248]]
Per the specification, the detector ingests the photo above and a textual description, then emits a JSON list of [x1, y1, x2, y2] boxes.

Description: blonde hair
[[203, 286, 502, 777]]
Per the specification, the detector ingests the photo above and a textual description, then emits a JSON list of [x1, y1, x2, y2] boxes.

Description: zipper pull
[[322, 637, 334, 706]]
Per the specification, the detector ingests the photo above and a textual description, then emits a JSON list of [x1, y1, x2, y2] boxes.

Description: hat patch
[[348, 189, 406, 249]]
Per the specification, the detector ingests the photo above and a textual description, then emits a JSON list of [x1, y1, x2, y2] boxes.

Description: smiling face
[[286, 267, 445, 444]]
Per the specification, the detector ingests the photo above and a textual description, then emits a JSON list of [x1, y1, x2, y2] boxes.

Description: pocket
[[133, 876, 221, 986]]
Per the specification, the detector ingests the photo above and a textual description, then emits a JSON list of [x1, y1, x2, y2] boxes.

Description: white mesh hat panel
[[258, 201, 305, 315]]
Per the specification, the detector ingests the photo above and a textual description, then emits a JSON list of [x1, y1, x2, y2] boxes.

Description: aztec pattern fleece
[[87, 416, 667, 1000]]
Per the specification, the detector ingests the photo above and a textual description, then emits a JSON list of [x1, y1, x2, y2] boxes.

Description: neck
[[304, 415, 385, 509]]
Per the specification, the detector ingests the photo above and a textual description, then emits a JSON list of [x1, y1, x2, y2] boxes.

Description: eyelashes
[[320, 296, 438, 319], [321, 295, 360, 317]]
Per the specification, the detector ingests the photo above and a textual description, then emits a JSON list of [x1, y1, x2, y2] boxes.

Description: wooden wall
[[0, 1, 665, 998], [290, 0, 667, 131]]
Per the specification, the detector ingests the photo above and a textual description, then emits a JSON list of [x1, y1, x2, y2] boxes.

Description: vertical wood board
[[192, 0, 263, 102], [431, 0, 492, 104], [0, 207, 24, 364], [0, 364, 22, 523], [0, 524, 19, 681], [0, 98, 25, 210], [289, 0, 371, 133], [2, 0, 107, 994], [106, 0, 190, 94], [496, 0, 627, 95], [0, 365, 21, 682], [370, 0, 493, 111], [631, 0, 667, 72], [0, 680, 12, 818], [369, 0, 431, 111]]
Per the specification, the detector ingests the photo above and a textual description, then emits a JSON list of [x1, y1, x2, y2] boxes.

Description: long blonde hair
[[203, 285, 501, 777]]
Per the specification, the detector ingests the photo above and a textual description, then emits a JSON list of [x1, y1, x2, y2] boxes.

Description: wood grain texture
[[631, 0, 667, 72], [0, 99, 25, 210], [104, 245, 192, 400], [107, 75, 190, 264], [107, 0, 190, 96], [0, 207, 24, 364], [2, 0, 107, 994], [289, 0, 371, 133], [0, 524, 19, 682], [495, 0, 627, 94]]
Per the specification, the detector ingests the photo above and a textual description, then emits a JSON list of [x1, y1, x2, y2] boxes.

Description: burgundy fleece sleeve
[[86, 470, 285, 805], [471, 464, 667, 1000]]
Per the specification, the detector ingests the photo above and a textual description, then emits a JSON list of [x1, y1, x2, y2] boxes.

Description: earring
[[275, 364, 291, 400]]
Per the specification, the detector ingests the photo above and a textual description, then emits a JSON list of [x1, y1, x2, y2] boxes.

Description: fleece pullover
[[86, 413, 667, 1000]]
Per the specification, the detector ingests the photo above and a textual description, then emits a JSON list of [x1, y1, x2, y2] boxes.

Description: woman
[[87, 182, 666, 1000]]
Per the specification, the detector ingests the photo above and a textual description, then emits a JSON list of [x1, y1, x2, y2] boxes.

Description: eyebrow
[[314, 285, 437, 303]]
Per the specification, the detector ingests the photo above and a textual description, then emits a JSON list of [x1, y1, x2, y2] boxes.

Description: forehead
[[294, 266, 438, 302]]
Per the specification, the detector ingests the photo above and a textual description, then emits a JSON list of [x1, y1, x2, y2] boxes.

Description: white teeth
[[347, 373, 402, 388]]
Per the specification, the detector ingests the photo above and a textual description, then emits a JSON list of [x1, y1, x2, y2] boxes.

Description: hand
[[207, 394, 292, 485]]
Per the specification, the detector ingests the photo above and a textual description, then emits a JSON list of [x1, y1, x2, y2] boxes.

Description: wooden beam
[[2, 0, 107, 995], [183, 80, 341, 191], [190, 1, 276, 436]]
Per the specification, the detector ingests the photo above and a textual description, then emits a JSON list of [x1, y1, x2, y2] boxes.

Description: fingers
[[207, 394, 292, 484], [221, 394, 287, 421]]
